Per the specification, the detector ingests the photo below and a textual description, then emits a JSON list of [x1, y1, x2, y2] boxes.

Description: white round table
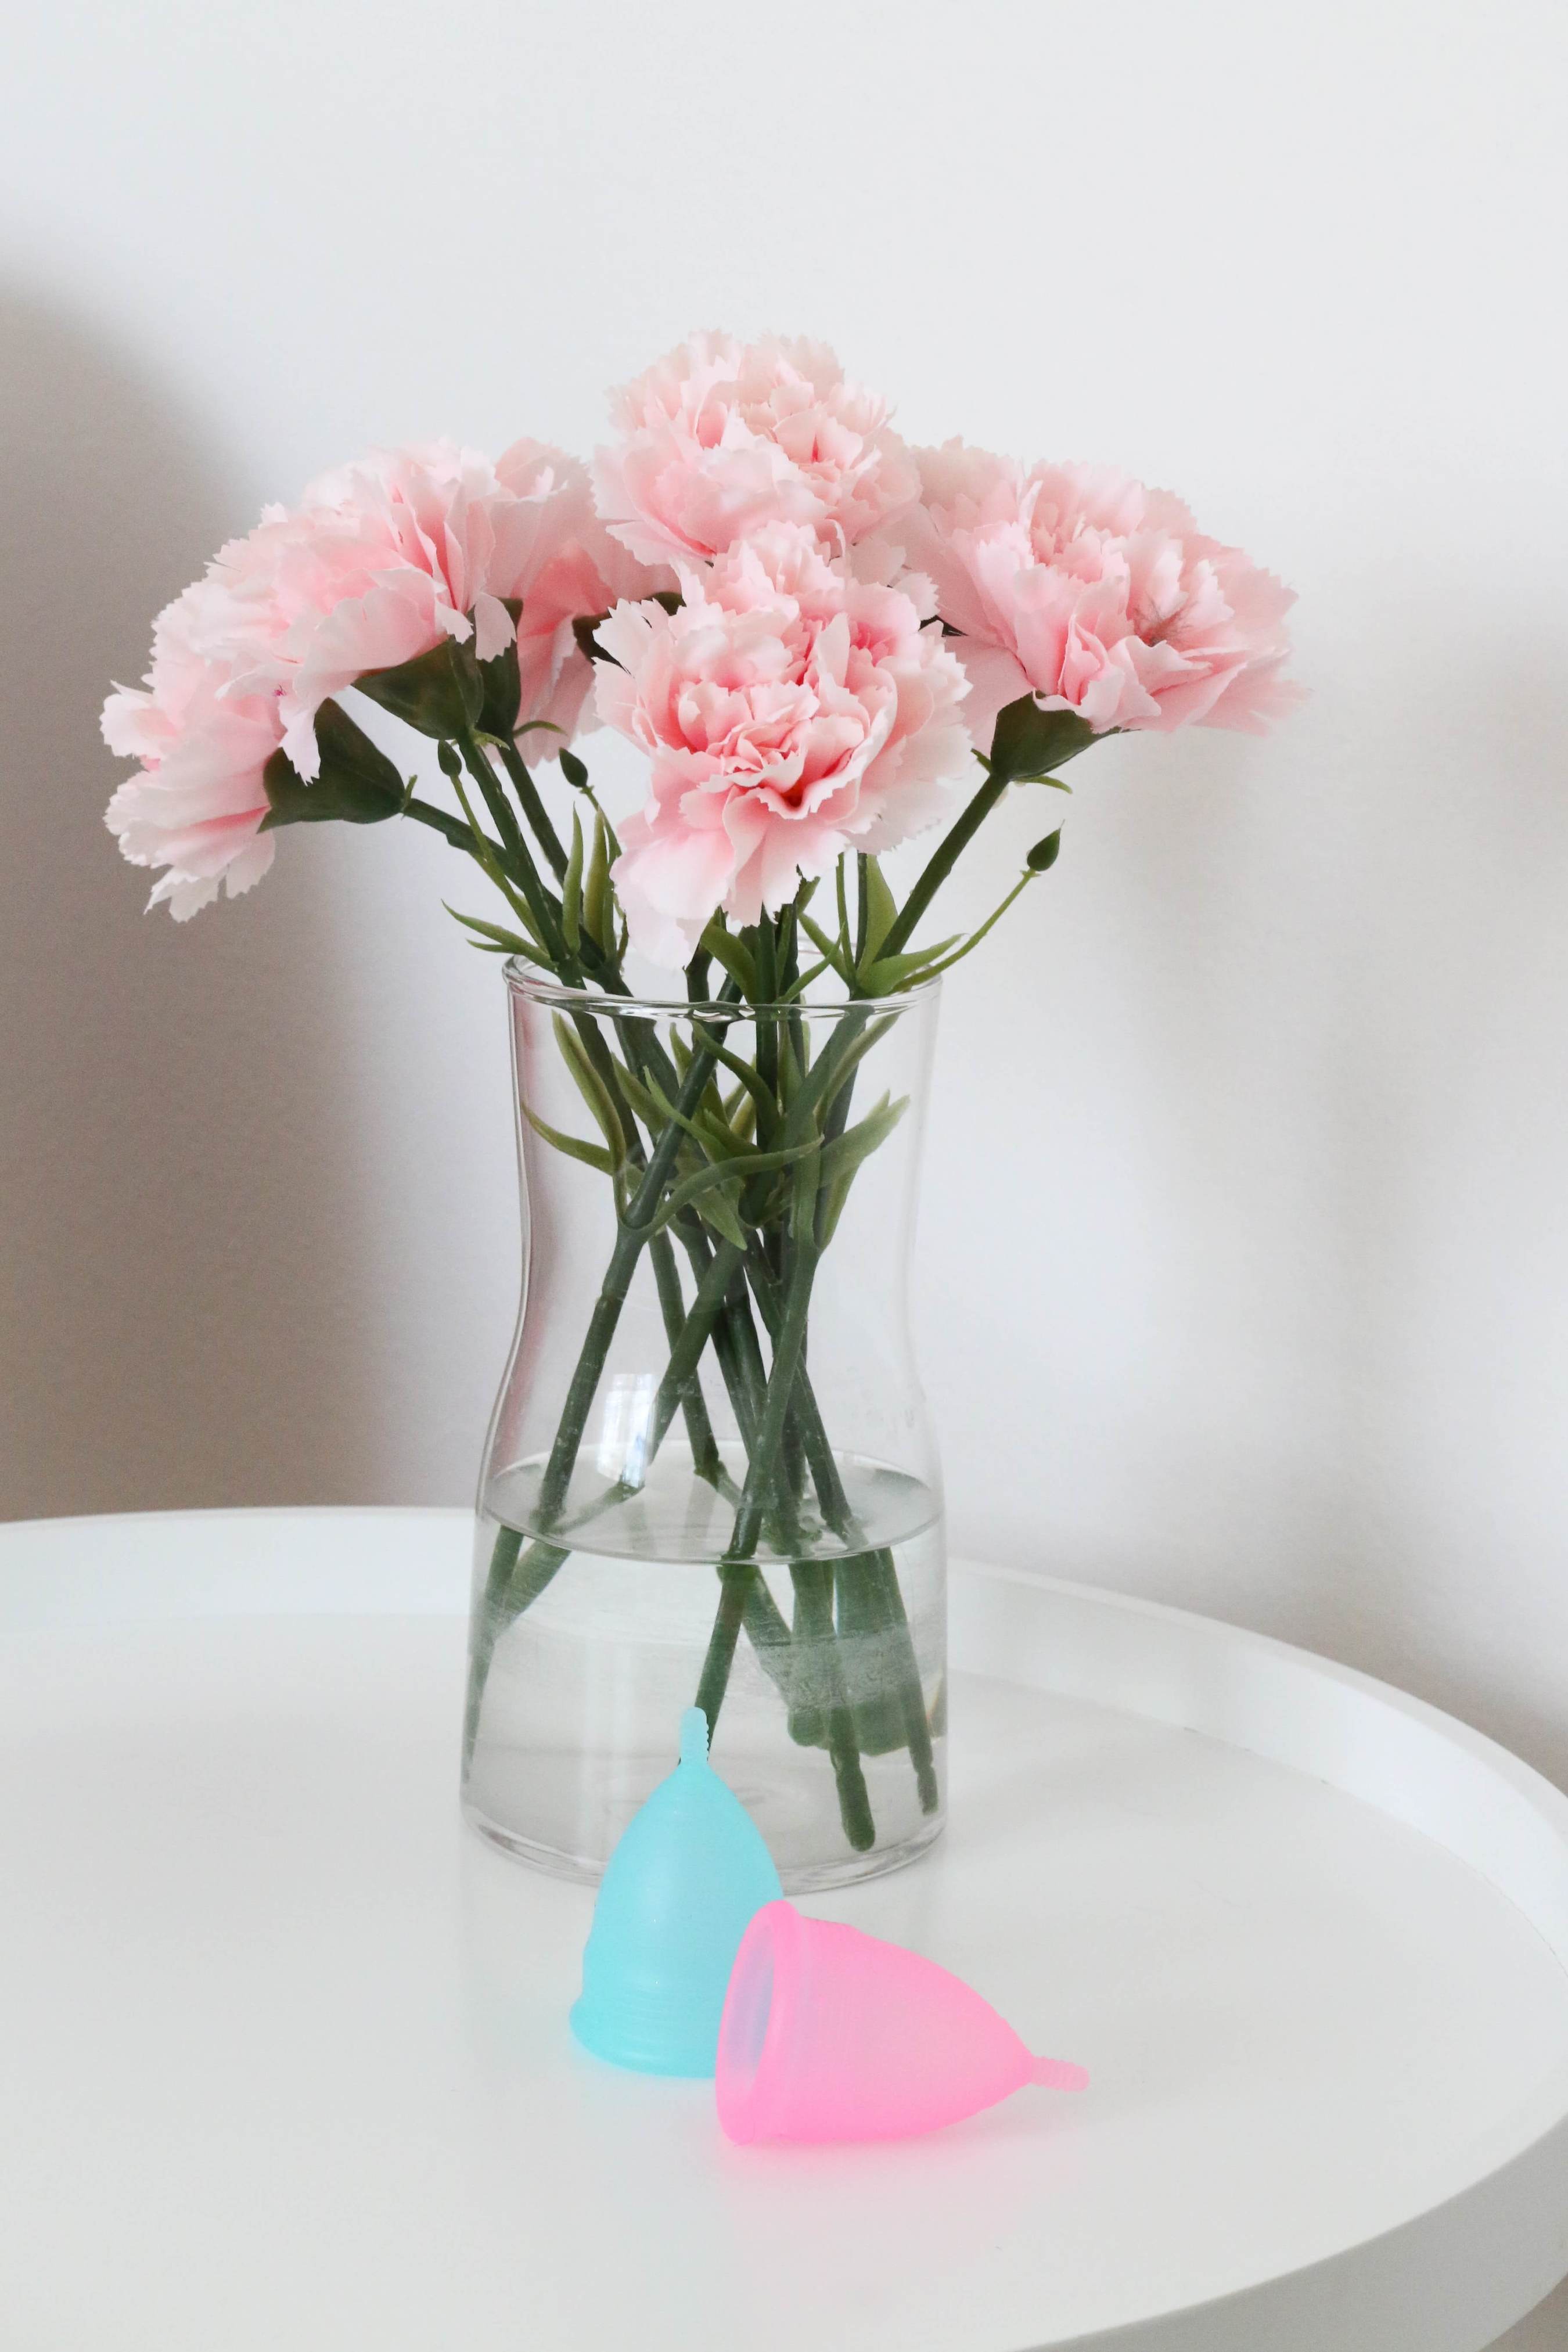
[[3, 1508, 1567, 2351]]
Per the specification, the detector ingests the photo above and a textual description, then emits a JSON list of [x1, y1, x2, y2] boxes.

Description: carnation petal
[[598, 527, 970, 967], [909, 446, 1300, 742], [595, 333, 920, 567], [471, 591, 516, 664], [951, 641, 1033, 756]]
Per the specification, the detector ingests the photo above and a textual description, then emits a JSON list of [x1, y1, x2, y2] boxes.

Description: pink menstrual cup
[[716, 1900, 1088, 2144]]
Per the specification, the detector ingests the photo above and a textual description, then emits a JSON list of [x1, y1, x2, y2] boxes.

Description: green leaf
[[630, 1064, 749, 1161], [861, 857, 899, 962], [355, 635, 483, 739], [776, 1027, 801, 1116], [585, 814, 613, 951], [987, 697, 1099, 785], [552, 1015, 628, 1163], [561, 806, 585, 951], [444, 904, 547, 961], [693, 1103, 751, 1161], [260, 699, 406, 829], [720, 1083, 758, 1148], [817, 1094, 909, 1244], [782, 1013, 897, 1145], [438, 767, 543, 938], [645, 1138, 819, 1239], [522, 1102, 616, 1175], [797, 911, 857, 988], [476, 599, 523, 737], [858, 938, 961, 995], [693, 1189, 749, 1247], [690, 1027, 781, 1142], [789, 1146, 821, 1244], [699, 921, 758, 998], [781, 959, 831, 1002], [607, 1058, 668, 1137], [896, 851, 1059, 988], [820, 1091, 908, 1183], [817, 1171, 853, 1247]]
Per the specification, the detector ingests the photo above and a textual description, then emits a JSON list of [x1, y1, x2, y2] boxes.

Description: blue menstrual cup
[[571, 1708, 783, 2077]]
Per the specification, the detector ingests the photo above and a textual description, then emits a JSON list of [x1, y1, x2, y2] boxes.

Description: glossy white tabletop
[[3, 1508, 1567, 2351]]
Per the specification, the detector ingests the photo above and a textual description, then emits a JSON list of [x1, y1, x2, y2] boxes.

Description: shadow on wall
[[0, 286, 379, 1519]]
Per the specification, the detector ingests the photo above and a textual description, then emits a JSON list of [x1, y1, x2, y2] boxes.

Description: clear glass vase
[[461, 965, 945, 1891]]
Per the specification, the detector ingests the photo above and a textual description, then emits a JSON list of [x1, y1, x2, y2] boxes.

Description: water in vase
[[463, 1441, 945, 1890]]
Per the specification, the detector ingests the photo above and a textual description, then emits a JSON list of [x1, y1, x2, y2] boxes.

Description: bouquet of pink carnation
[[105, 334, 1300, 1878]]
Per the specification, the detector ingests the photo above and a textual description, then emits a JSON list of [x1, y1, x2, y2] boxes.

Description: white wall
[[4, 5, 1566, 2336]]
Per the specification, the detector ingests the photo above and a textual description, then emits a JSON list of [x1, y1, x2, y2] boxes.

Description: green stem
[[724, 1239, 818, 1565], [693, 1232, 875, 1850], [695, 1567, 753, 1730], [789, 1558, 875, 1848], [639, 1241, 747, 1469], [689, 1243, 815, 1742], [404, 796, 487, 855], [461, 1249, 747, 1781], [495, 738, 570, 880], [462, 1527, 569, 1768], [610, 1010, 803, 1706], [744, 1241, 939, 1814], [801, 1422, 938, 1809], [455, 728, 573, 970], [534, 1009, 735, 1526], [465, 976, 913, 1855], [465, 1002, 745, 1767], [648, 1228, 733, 1498], [668, 1229, 803, 1713], [880, 765, 1007, 958]]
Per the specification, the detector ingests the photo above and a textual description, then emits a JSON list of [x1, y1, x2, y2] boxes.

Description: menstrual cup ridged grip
[[716, 1900, 1088, 2142], [571, 1710, 782, 2077]]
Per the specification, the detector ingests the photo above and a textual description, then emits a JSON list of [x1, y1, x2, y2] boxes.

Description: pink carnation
[[598, 524, 970, 967], [103, 441, 652, 916], [592, 334, 919, 569], [890, 443, 1303, 755], [102, 591, 279, 920], [219, 440, 642, 778], [493, 439, 667, 746]]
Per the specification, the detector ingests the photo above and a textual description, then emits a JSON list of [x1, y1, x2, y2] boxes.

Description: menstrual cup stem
[[679, 1706, 710, 1766], [1029, 2056, 1090, 2092]]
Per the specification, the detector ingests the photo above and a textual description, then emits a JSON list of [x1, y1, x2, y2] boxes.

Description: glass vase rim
[[501, 958, 941, 1019]]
